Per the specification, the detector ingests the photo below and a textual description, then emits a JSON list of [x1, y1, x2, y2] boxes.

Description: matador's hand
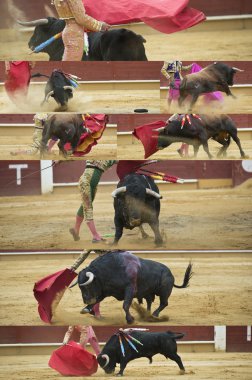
[[101, 22, 111, 31]]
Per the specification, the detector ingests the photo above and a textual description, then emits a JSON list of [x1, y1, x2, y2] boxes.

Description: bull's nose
[[130, 218, 141, 227]]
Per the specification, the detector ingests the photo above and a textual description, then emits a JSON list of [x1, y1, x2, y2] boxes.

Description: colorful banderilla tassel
[[118, 334, 125, 356], [186, 114, 191, 125], [30, 32, 62, 54], [181, 115, 186, 129], [123, 334, 139, 353], [125, 334, 143, 346]]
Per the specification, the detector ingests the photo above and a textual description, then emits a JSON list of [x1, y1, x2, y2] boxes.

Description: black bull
[[112, 174, 163, 246], [157, 114, 246, 159], [18, 17, 147, 61], [178, 62, 244, 110], [98, 330, 185, 376], [40, 114, 86, 157], [73, 251, 193, 324], [36, 70, 74, 110]]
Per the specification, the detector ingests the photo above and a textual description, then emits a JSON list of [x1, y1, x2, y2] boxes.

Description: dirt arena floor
[[160, 93, 252, 114], [0, 130, 117, 160], [0, 252, 251, 326], [0, 183, 252, 250], [1, 24, 252, 61], [0, 88, 160, 114], [117, 139, 252, 160], [0, 352, 252, 380]]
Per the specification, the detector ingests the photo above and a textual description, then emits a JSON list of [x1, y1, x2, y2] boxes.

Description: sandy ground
[[0, 252, 252, 326], [160, 94, 252, 114], [1, 26, 252, 61], [0, 130, 117, 160], [0, 352, 252, 380], [0, 183, 252, 250], [0, 89, 160, 114], [117, 139, 252, 160], [1, 352, 252, 380]]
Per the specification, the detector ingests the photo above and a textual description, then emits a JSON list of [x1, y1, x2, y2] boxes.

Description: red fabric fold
[[4, 61, 31, 102], [49, 341, 98, 376], [83, 0, 205, 33], [117, 160, 153, 179], [64, 114, 108, 157], [133, 120, 166, 158], [33, 269, 77, 324]]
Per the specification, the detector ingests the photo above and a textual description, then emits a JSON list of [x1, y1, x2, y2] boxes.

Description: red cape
[[33, 269, 77, 323], [4, 61, 31, 101], [133, 120, 166, 158], [64, 114, 108, 157], [49, 341, 98, 376], [84, 0, 205, 33], [117, 160, 155, 179]]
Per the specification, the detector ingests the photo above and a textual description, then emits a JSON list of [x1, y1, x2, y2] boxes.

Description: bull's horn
[[101, 354, 110, 368], [232, 67, 244, 72], [17, 19, 49, 27], [111, 186, 126, 198], [79, 272, 94, 286], [45, 91, 54, 102], [146, 188, 162, 199], [153, 127, 165, 132], [68, 279, 78, 289], [63, 86, 74, 91]]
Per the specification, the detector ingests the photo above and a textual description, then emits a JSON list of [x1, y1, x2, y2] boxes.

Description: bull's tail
[[173, 263, 193, 289], [166, 331, 185, 340], [31, 72, 50, 79]]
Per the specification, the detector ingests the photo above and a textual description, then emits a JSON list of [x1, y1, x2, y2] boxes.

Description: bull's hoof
[[116, 373, 123, 377], [179, 370, 186, 375], [155, 240, 164, 247], [127, 317, 135, 325]]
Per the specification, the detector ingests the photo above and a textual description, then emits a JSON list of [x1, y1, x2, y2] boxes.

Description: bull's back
[[137, 258, 174, 294]]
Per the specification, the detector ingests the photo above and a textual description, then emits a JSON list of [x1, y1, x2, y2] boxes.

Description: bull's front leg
[[116, 360, 128, 377], [222, 82, 236, 98], [57, 140, 68, 158], [123, 285, 135, 324], [113, 216, 124, 245], [149, 221, 163, 246], [201, 139, 213, 159]]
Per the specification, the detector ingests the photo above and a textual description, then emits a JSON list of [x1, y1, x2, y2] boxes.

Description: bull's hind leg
[[149, 222, 163, 246], [139, 225, 149, 239], [230, 131, 246, 158], [123, 286, 135, 324], [167, 353, 185, 374]]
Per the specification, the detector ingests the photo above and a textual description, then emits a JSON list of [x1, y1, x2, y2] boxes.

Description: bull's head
[[112, 182, 161, 228], [78, 270, 100, 305], [17, 17, 65, 56], [97, 353, 116, 374]]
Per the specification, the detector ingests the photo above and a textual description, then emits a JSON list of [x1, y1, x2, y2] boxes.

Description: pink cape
[[133, 120, 166, 158], [33, 269, 77, 323], [4, 61, 31, 102], [64, 114, 108, 157], [83, 0, 205, 33], [49, 341, 98, 376]]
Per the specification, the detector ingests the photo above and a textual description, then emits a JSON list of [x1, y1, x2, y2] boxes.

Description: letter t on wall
[[9, 164, 28, 185]]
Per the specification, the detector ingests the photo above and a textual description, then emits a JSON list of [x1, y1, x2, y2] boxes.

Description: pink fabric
[[83, 0, 205, 33], [92, 303, 101, 317], [33, 269, 77, 323], [168, 78, 181, 100], [191, 63, 224, 103], [133, 121, 166, 158], [49, 341, 98, 376]]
